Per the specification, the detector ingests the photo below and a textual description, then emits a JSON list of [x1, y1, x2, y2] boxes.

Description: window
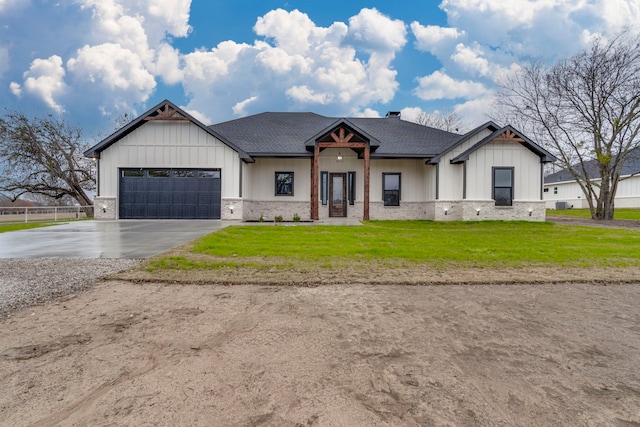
[[173, 170, 195, 178], [493, 167, 514, 206], [275, 172, 294, 196], [383, 173, 401, 206], [122, 169, 143, 177], [320, 171, 328, 205], [348, 171, 356, 205], [199, 170, 221, 179], [543, 188, 549, 193], [554, 187, 558, 195], [148, 169, 170, 178]]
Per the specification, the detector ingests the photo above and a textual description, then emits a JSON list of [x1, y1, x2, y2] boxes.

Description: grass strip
[[0, 222, 58, 233], [146, 221, 640, 272], [547, 208, 640, 220]]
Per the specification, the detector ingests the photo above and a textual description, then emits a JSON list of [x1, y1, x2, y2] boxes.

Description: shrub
[[274, 215, 283, 222], [293, 213, 301, 222]]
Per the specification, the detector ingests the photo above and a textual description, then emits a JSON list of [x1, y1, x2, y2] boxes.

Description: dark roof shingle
[[209, 112, 462, 157], [545, 147, 640, 183]]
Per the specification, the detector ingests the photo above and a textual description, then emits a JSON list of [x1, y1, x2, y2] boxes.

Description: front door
[[329, 173, 347, 217]]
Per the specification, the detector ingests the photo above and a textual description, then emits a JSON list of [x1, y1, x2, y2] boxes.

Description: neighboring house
[[544, 148, 640, 209], [85, 99, 555, 222]]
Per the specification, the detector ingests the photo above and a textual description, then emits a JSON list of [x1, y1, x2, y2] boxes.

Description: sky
[[1, 0, 639, 139]]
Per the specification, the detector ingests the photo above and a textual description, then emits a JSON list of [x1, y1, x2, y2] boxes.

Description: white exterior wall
[[241, 148, 433, 220], [435, 131, 546, 221], [544, 174, 640, 209], [97, 121, 241, 219], [466, 141, 542, 201], [242, 157, 311, 221], [438, 129, 492, 200], [243, 157, 311, 201]]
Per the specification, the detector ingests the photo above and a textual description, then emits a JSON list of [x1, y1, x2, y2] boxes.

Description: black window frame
[[275, 172, 294, 196], [382, 172, 401, 207], [320, 171, 328, 205], [492, 167, 514, 206], [348, 171, 355, 205], [121, 169, 144, 178]]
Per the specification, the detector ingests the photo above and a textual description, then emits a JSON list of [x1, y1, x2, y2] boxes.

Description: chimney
[[385, 111, 401, 119]]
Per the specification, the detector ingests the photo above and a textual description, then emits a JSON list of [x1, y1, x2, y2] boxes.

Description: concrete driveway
[[0, 220, 230, 259]]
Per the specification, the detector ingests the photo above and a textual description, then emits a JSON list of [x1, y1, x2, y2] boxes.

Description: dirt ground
[[1, 280, 639, 426]]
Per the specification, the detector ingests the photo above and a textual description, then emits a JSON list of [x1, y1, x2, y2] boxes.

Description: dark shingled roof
[[545, 147, 640, 184], [86, 100, 553, 164], [209, 112, 463, 158]]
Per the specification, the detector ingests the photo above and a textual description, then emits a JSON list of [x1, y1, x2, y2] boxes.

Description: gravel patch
[[0, 258, 141, 319]]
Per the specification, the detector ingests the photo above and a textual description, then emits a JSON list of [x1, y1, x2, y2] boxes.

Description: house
[[544, 147, 640, 209], [85, 99, 555, 222]]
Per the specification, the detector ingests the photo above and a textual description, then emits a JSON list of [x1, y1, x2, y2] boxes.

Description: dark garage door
[[119, 168, 221, 219]]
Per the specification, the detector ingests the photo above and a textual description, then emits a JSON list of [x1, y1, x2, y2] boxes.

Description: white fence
[[0, 206, 94, 223]]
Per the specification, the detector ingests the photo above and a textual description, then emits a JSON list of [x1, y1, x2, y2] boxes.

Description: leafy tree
[[497, 31, 640, 220], [0, 111, 95, 216]]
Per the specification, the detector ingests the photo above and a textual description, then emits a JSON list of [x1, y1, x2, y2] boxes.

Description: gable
[[449, 125, 556, 164], [84, 99, 252, 162]]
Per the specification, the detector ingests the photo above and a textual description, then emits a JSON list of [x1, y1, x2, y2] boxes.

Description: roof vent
[[385, 111, 401, 119]]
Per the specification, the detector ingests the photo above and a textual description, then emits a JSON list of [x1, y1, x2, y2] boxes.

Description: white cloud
[[414, 70, 487, 100], [348, 8, 407, 53], [232, 96, 258, 115], [153, 43, 183, 84], [450, 43, 491, 76], [254, 8, 318, 55], [180, 105, 210, 125], [351, 108, 381, 118], [16, 55, 66, 112], [411, 22, 464, 55], [181, 8, 406, 121], [0, 0, 24, 13], [67, 43, 156, 103], [452, 95, 497, 125], [438, 0, 640, 57], [286, 85, 331, 104], [147, 0, 192, 38], [9, 81, 21, 96], [255, 48, 312, 74]]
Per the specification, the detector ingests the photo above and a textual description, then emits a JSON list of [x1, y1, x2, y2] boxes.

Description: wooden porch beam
[[317, 141, 367, 149], [311, 145, 320, 220], [364, 144, 370, 221]]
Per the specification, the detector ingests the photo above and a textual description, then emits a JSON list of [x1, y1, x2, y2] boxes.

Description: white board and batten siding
[[544, 174, 640, 209], [466, 141, 542, 201], [243, 158, 311, 201], [369, 158, 429, 202], [99, 121, 241, 198], [438, 128, 493, 200]]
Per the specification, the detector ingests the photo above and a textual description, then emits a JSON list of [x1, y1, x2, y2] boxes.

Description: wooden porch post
[[364, 144, 370, 221], [311, 145, 320, 220]]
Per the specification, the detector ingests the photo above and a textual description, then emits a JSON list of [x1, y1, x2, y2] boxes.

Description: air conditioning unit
[[555, 201, 568, 210]]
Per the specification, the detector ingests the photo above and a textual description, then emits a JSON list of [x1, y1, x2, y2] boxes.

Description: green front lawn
[[0, 222, 58, 233], [547, 208, 640, 220], [149, 221, 640, 271]]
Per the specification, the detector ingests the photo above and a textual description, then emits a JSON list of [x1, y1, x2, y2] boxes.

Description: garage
[[119, 168, 221, 219]]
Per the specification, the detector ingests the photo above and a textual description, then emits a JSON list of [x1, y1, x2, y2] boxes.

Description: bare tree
[[410, 110, 465, 133], [0, 111, 95, 216], [497, 31, 640, 220]]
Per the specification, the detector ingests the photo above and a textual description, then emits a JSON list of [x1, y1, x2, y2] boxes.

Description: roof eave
[[84, 99, 254, 162], [450, 125, 557, 164], [428, 121, 501, 164]]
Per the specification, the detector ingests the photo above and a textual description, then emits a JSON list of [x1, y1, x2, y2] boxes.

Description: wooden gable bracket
[[492, 129, 525, 143], [330, 127, 354, 144], [317, 126, 366, 149], [144, 103, 189, 121]]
